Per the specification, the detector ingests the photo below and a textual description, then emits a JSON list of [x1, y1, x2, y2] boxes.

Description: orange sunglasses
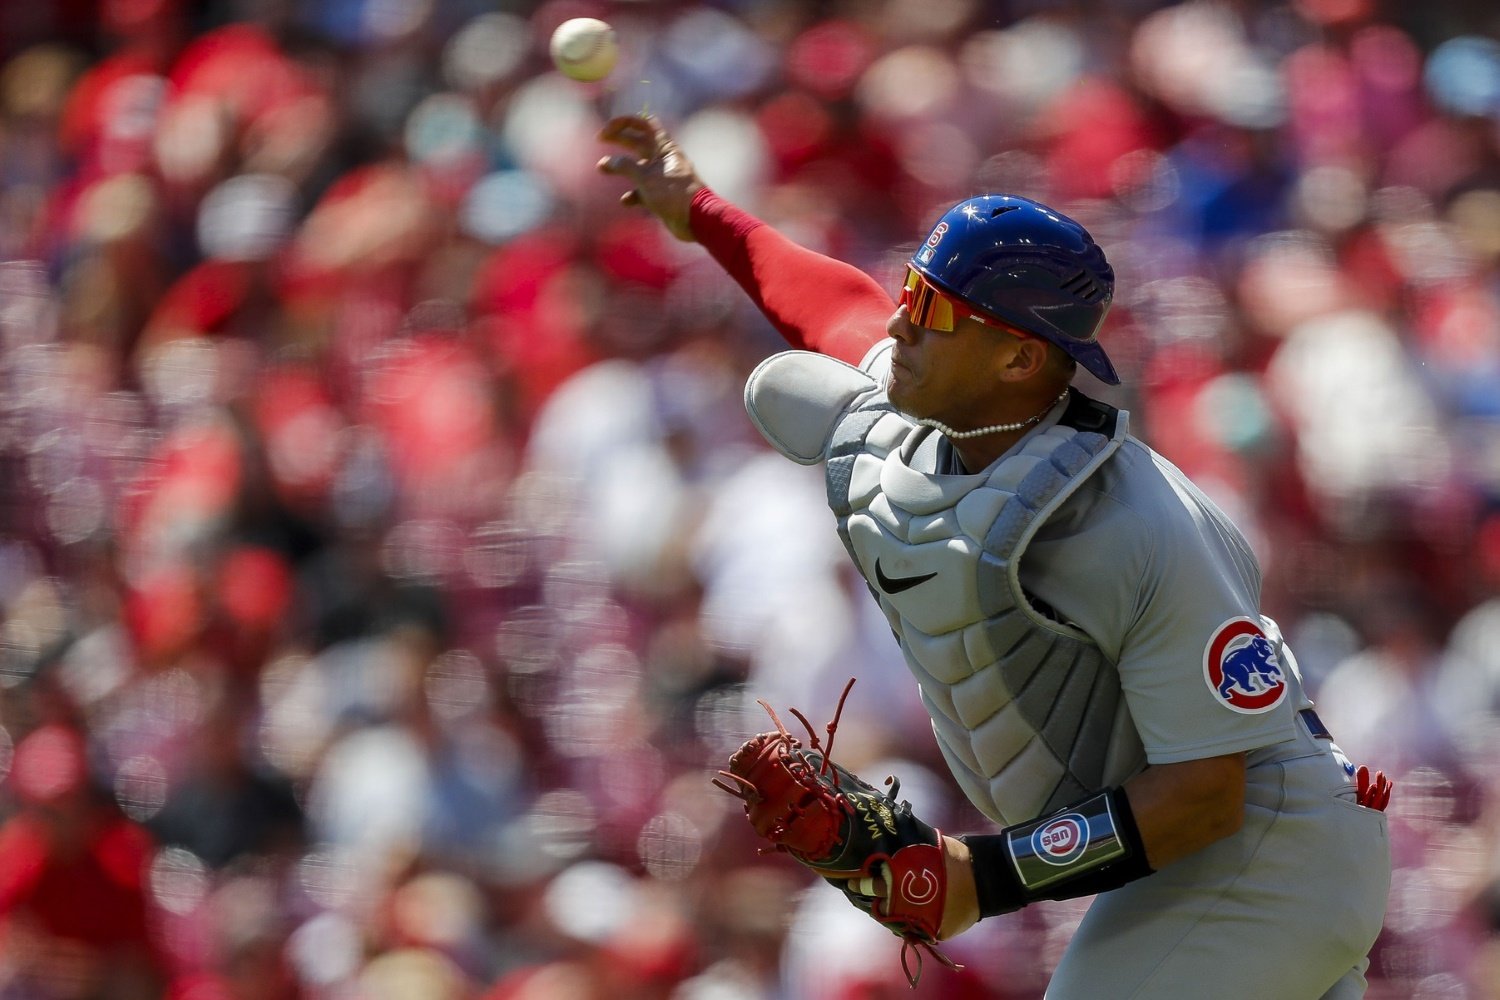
[[899, 265, 1034, 338]]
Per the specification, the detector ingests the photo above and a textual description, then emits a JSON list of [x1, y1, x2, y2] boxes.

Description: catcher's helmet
[[909, 195, 1119, 384]]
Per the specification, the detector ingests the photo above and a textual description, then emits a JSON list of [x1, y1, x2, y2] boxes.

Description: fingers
[[597, 115, 678, 180], [598, 153, 650, 204], [596, 113, 674, 180], [597, 152, 641, 178], [1374, 771, 1393, 811], [849, 862, 891, 902], [598, 114, 664, 156], [809, 864, 889, 900], [598, 113, 652, 140]]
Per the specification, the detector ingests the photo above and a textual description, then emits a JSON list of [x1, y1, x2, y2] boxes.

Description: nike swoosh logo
[[874, 559, 937, 595]]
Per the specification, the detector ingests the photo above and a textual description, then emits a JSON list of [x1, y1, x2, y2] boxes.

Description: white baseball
[[549, 17, 618, 83]]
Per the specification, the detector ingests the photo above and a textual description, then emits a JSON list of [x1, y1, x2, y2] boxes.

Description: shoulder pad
[[744, 351, 878, 465], [1058, 390, 1125, 438]]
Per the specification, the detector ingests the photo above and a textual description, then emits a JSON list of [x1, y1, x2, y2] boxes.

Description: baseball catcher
[[601, 115, 1394, 998]]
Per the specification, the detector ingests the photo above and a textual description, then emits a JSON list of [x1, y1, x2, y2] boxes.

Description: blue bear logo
[[1218, 635, 1284, 700]]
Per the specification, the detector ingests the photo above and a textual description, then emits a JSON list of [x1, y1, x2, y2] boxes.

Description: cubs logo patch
[[1031, 814, 1087, 866], [1203, 617, 1287, 714]]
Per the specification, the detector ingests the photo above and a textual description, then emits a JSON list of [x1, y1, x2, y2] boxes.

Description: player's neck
[[927, 387, 1069, 472]]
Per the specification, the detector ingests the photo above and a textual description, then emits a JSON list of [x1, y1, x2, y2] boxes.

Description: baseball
[[549, 17, 618, 83]]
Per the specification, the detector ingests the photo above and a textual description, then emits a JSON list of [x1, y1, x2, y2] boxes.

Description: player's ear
[[995, 335, 1050, 382]]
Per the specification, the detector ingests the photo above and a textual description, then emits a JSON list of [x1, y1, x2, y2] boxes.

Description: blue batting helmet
[[909, 195, 1119, 384]]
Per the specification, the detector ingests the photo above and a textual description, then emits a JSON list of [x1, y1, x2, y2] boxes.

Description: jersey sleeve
[[1112, 458, 1298, 764], [689, 187, 894, 366], [1026, 441, 1299, 766]]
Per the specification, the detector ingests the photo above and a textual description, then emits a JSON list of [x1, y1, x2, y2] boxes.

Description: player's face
[[884, 304, 1020, 423]]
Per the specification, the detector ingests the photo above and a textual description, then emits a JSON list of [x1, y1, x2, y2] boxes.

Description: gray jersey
[[746, 344, 1387, 998], [746, 346, 1306, 824]]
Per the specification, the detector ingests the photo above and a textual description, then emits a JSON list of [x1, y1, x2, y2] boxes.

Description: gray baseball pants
[[1045, 725, 1390, 999]]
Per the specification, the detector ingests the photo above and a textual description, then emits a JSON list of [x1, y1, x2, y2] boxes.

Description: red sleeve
[[689, 187, 893, 367]]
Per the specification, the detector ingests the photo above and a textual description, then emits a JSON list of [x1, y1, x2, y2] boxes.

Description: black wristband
[[962, 787, 1154, 919]]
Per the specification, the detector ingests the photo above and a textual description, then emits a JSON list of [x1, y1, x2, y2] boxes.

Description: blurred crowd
[[2, 0, 1500, 997]]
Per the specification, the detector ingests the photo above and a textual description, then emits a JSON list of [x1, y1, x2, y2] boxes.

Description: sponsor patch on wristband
[[1032, 814, 1088, 866]]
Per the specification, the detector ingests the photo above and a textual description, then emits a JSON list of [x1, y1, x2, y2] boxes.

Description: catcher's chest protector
[[745, 351, 1147, 826]]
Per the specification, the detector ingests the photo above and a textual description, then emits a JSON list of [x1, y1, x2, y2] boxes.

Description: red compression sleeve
[[689, 187, 893, 366]]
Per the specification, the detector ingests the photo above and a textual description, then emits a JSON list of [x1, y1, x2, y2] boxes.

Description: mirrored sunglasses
[[899, 265, 1032, 337]]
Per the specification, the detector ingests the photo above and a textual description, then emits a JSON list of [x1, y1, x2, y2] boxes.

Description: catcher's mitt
[[712, 679, 959, 986]]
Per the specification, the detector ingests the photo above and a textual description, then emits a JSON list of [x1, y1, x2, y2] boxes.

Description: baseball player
[[599, 115, 1392, 998]]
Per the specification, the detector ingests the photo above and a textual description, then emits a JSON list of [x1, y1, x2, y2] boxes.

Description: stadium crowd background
[[2, 0, 1500, 996]]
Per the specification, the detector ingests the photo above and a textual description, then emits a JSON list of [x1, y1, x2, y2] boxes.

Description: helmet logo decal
[[917, 221, 948, 264]]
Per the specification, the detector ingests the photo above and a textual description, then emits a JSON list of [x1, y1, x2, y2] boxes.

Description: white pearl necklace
[[916, 389, 1070, 440]]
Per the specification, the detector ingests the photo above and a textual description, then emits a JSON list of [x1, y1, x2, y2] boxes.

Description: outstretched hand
[[597, 115, 703, 242]]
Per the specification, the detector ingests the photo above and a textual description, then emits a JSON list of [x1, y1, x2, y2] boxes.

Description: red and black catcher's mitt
[[712, 680, 958, 985]]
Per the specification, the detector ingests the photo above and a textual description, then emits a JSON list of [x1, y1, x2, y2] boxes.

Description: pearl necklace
[[916, 388, 1070, 440]]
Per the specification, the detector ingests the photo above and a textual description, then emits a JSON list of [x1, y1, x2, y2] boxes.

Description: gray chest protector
[[746, 351, 1147, 826]]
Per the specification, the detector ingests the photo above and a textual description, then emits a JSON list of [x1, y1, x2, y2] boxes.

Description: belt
[[1299, 708, 1332, 740]]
